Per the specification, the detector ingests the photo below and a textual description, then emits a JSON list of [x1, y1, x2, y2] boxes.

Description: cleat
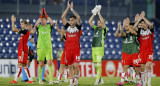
[[49, 80, 53, 84], [62, 79, 68, 82], [39, 81, 44, 84], [53, 80, 61, 84], [115, 81, 123, 86], [137, 83, 142, 86], [148, 84, 152, 86], [8, 80, 18, 84], [26, 80, 34, 84], [94, 79, 100, 85], [99, 78, 104, 85]]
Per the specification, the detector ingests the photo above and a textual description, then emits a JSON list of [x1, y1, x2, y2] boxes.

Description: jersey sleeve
[[19, 29, 28, 35], [137, 28, 141, 38], [92, 25, 97, 30], [76, 24, 82, 30], [64, 22, 70, 29], [104, 27, 108, 38]]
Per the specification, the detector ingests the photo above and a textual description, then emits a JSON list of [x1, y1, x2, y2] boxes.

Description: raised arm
[[43, 8, 54, 26], [61, 1, 70, 26], [126, 18, 137, 35], [11, 15, 19, 33], [115, 22, 121, 37], [55, 20, 62, 35], [35, 18, 41, 28], [97, 9, 106, 29], [89, 15, 95, 28], [70, 2, 81, 25], [141, 11, 153, 29]]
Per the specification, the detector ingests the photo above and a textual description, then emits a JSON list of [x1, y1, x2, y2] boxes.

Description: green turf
[[0, 77, 160, 86]]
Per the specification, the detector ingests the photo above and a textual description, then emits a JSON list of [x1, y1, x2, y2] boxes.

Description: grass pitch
[[0, 77, 160, 86]]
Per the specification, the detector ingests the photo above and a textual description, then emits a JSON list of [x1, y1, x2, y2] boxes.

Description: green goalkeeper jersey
[[92, 25, 107, 49], [122, 33, 139, 54], [37, 24, 53, 49]]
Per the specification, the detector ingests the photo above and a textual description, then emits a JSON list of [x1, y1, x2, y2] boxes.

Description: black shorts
[[37, 58, 47, 64], [28, 46, 34, 62]]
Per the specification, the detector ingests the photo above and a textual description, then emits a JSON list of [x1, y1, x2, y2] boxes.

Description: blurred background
[[0, 0, 160, 61]]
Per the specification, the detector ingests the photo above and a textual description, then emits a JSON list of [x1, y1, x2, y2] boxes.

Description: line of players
[[115, 11, 153, 86], [8, 1, 153, 86]]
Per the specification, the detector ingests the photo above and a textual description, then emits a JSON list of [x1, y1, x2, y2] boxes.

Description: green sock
[[48, 65, 53, 81], [97, 63, 102, 79], [38, 66, 43, 82]]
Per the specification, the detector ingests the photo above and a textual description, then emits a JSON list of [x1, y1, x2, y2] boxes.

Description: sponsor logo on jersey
[[67, 26, 79, 34]]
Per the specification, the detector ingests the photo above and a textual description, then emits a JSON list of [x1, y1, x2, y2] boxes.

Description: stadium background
[[0, 0, 160, 78]]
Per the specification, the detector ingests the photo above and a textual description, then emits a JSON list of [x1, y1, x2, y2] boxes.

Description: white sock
[[132, 70, 136, 81], [24, 67, 32, 81], [141, 72, 146, 84], [124, 72, 128, 81], [14, 67, 22, 81], [121, 72, 125, 83], [57, 73, 62, 81], [70, 78, 74, 84], [64, 69, 68, 80], [147, 70, 151, 84], [136, 74, 141, 84]]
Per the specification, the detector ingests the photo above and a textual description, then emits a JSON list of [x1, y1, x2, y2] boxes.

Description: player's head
[[139, 19, 148, 30], [41, 17, 47, 26], [97, 19, 105, 28], [69, 15, 76, 26], [27, 22, 33, 30], [138, 22, 143, 29], [20, 20, 28, 29]]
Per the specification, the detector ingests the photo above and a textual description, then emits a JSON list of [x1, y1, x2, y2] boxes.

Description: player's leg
[[146, 61, 152, 86], [46, 49, 54, 84], [53, 51, 66, 84], [139, 52, 147, 86], [92, 49, 103, 85], [42, 58, 47, 81], [37, 48, 45, 84], [116, 52, 130, 85], [22, 63, 34, 83], [132, 53, 142, 86], [64, 66, 69, 82], [68, 64, 74, 86], [73, 49, 80, 86], [9, 62, 23, 84], [73, 63, 80, 86]]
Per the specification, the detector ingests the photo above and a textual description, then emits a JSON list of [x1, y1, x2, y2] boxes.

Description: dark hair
[[130, 23, 135, 26], [27, 22, 32, 26], [20, 20, 28, 25], [139, 19, 145, 23], [70, 15, 76, 19]]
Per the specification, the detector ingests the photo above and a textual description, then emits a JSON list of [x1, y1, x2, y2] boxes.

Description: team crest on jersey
[[67, 26, 79, 34], [140, 29, 151, 36], [45, 28, 48, 30]]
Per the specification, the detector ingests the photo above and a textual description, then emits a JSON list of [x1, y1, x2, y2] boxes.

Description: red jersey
[[138, 28, 154, 52], [64, 23, 82, 49], [18, 29, 30, 52]]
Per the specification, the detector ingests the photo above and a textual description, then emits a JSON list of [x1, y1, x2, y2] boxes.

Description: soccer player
[[115, 18, 142, 86], [35, 8, 54, 84], [88, 8, 107, 85], [9, 15, 33, 84], [134, 11, 154, 86], [61, 1, 82, 86], [22, 22, 35, 82], [57, 47, 63, 70], [53, 20, 69, 84]]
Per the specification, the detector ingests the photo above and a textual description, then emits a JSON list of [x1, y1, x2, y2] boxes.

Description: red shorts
[[64, 48, 80, 65], [122, 52, 140, 67], [139, 51, 153, 64], [18, 50, 28, 64], [60, 49, 66, 65]]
